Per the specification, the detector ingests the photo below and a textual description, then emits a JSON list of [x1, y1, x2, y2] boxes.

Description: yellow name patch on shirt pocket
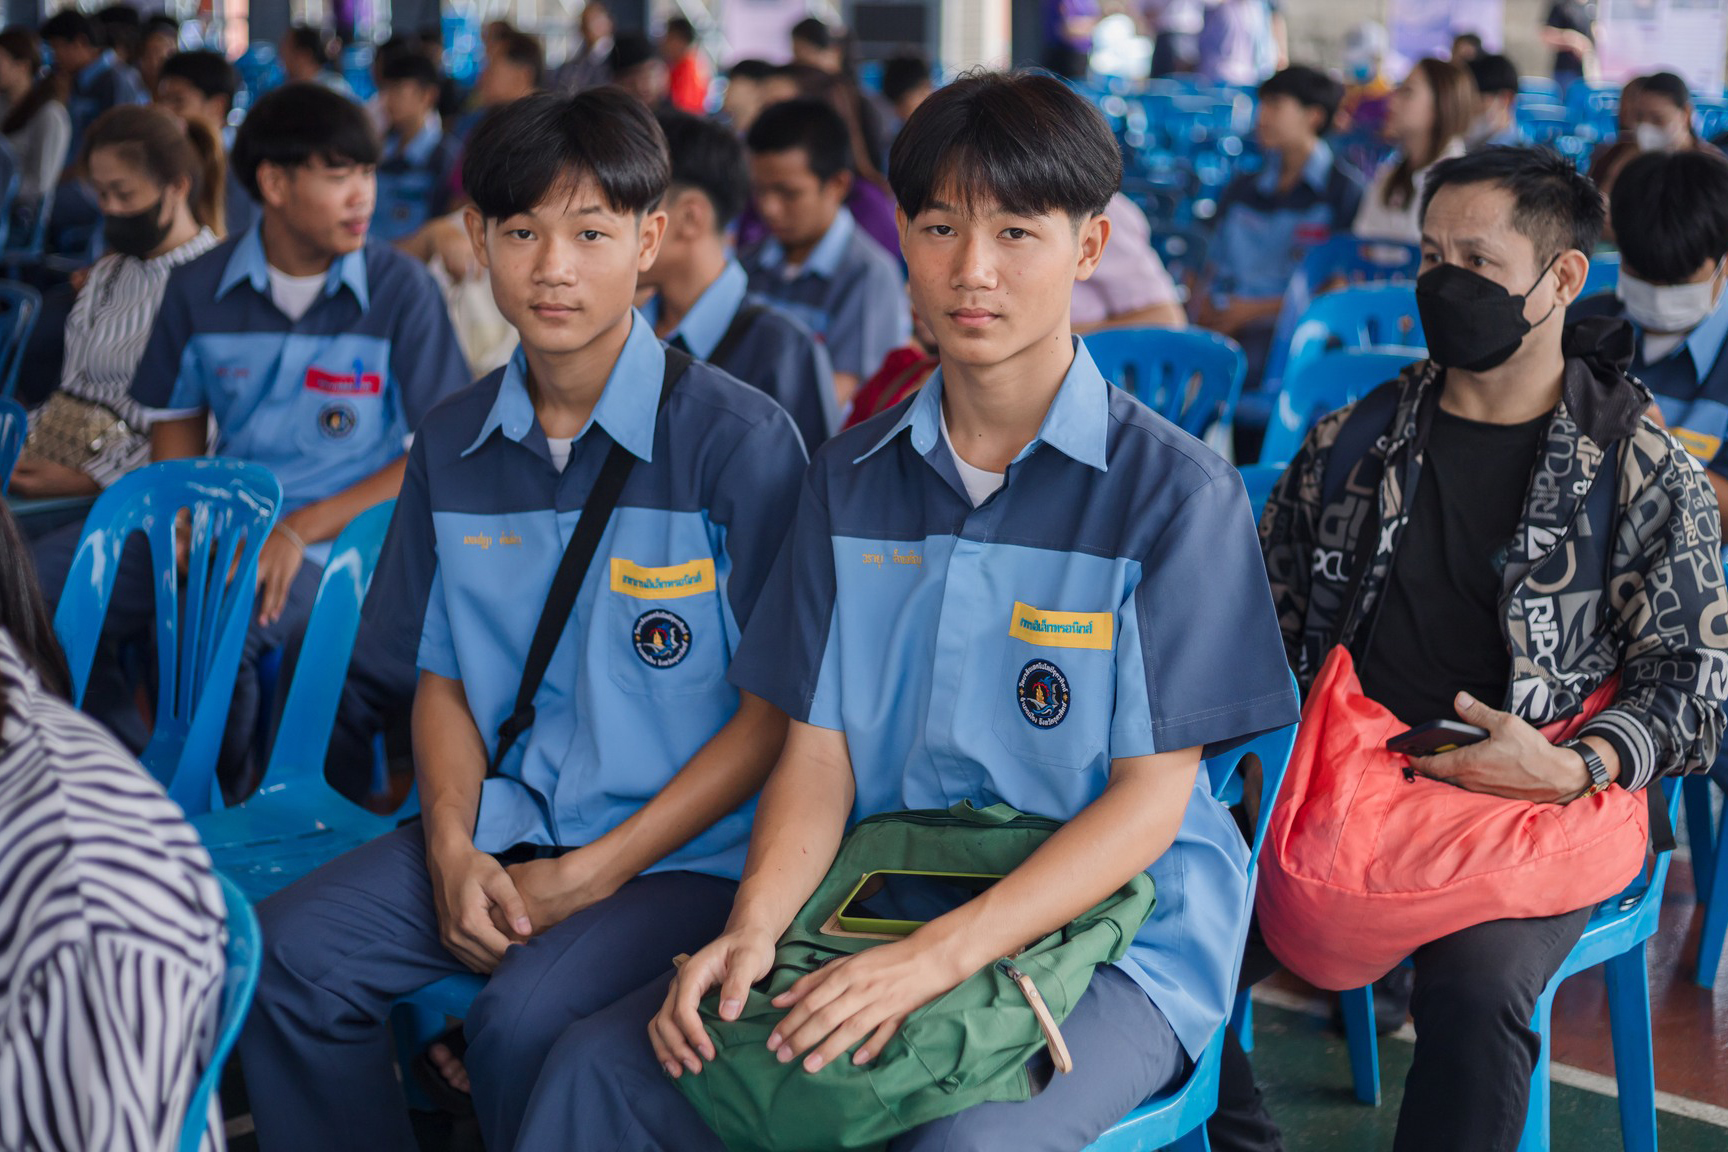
[[610, 558, 717, 599], [1672, 427, 1723, 465], [1007, 602, 1114, 650]]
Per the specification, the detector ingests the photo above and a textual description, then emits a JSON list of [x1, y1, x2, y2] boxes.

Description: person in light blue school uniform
[[740, 97, 910, 413], [372, 52, 458, 243], [522, 70, 1300, 1152], [641, 109, 837, 453], [237, 88, 808, 1152]]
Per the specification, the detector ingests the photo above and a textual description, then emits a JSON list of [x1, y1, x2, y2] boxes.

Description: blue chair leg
[[1604, 942, 1658, 1152], [1339, 986, 1381, 1106], [391, 1002, 448, 1112], [1516, 989, 1557, 1152], [1230, 986, 1253, 1053], [1700, 808, 1728, 988], [1684, 775, 1716, 906], [1171, 1124, 1211, 1150]]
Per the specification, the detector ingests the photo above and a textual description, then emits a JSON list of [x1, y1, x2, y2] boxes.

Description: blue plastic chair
[[0, 280, 41, 398], [1256, 239, 1421, 399], [54, 459, 282, 815], [1339, 781, 1685, 1152], [1280, 283, 1424, 396], [1149, 228, 1210, 300], [191, 502, 413, 901], [1259, 348, 1425, 468], [1684, 772, 1728, 987], [1520, 77, 1563, 101], [177, 871, 262, 1152], [1237, 463, 1282, 520], [1083, 327, 1247, 439], [1581, 251, 1621, 304], [1084, 715, 1300, 1152], [0, 394, 22, 491]]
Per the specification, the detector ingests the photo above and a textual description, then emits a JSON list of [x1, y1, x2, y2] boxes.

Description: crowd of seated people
[[3, 10, 1728, 1152]]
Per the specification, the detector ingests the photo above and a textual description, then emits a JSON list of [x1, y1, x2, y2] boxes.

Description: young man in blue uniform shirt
[[741, 97, 911, 412], [641, 110, 837, 453], [372, 52, 459, 243], [238, 89, 809, 1152], [155, 50, 259, 238], [519, 71, 1300, 1152]]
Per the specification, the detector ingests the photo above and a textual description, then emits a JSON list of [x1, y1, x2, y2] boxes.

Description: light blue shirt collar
[[462, 309, 665, 462], [1672, 288, 1728, 383], [1254, 139, 1334, 197], [387, 114, 444, 166], [755, 206, 856, 281], [216, 223, 371, 313], [640, 259, 749, 360], [76, 51, 115, 89], [857, 336, 1110, 473]]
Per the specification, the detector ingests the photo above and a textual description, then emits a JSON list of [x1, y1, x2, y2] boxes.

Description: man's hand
[[8, 456, 98, 498], [426, 837, 531, 973], [765, 934, 964, 1073], [650, 926, 778, 1077], [1413, 692, 1594, 804], [255, 525, 306, 626], [498, 848, 624, 936]]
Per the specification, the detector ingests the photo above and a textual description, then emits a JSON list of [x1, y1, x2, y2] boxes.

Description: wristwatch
[[1563, 740, 1611, 798]]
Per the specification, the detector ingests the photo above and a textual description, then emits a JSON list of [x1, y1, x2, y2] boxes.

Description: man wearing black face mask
[[1216, 149, 1728, 1152]]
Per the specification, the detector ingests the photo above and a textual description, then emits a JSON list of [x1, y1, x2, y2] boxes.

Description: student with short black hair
[[1466, 53, 1526, 149], [239, 88, 808, 1152], [721, 57, 775, 131], [531, 68, 1298, 1152], [468, 26, 543, 125], [642, 110, 836, 452], [881, 52, 933, 126], [279, 23, 354, 98], [42, 9, 146, 161], [139, 12, 177, 93], [1625, 71, 1708, 152], [156, 49, 256, 237], [372, 52, 458, 242], [741, 97, 908, 410]]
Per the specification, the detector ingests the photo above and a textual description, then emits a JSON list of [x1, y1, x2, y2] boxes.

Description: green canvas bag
[[673, 801, 1157, 1152]]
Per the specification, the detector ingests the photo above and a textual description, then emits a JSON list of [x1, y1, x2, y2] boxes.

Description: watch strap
[[1565, 739, 1611, 798]]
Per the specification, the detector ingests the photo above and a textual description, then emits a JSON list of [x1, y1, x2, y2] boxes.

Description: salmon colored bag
[[1256, 645, 1649, 991]]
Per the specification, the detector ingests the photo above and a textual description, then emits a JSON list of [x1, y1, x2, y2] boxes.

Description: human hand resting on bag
[[1411, 691, 1605, 804], [652, 925, 778, 1078]]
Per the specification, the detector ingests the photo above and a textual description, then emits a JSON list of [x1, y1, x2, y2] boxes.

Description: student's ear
[[1074, 213, 1111, 283], [255, 162, 290, 211], [895, 204, 909, 241], [826, 169, 853, 205], [674, 190, 709, 241], [1552, 248, 1590, 308], [463, 205, 490, 272], [636, 208, 669, 273]]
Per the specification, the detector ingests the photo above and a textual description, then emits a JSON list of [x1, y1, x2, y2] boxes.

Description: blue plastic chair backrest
[[1517, 102, 1570, 124], [0, 394, 22, 491], [54, 459, 282, 814], [1520, 76, 1562, 99], [1580, 250, 1620, 302], [261, 500, 394, 793], [1205, 712, 1298, 881], [1299, 235, 1422, 290], [177, 871, 261, 1152], [1260, 348, 1425, 468], [1237, 463, 1282, 520], [0, 280, 42, 397], [1283, 282, 1424, 388], [1149, 227, 1210, 287], [1082, 327, 1246, 438], [0, 139, 21, 253]]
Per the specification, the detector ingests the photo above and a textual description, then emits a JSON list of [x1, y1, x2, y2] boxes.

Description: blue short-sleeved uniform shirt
[[643, 258, 838, 454], [740, 207, 911, 379], [728, 339, 1301, 1057], [1210, 139, 1364, 305], [373, 118, 460, 242], [370, 313, 808, 868], [67, 51, 147, 161], [129, 225, 471, 557]]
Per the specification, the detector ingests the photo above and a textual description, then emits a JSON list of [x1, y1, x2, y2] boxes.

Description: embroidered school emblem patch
[[1017, 660, 1070, 728], [318, 401, 358, 439], [633, 609, 692, 669]]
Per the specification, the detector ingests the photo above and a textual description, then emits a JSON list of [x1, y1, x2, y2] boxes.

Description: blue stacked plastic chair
[[177, 872, 263, 1152], [0, 280, 42, 397], [1258, 348, 1425, 468], [1338, 781, 1685, 1152], [1520, 76, 1564, 101], [191, 501, 415, 902], [1280, 282, 1423, 387], [1684, 769, 1728, 987], [0, 394, 22, 491], [1580, 251, 1621, 305], [1517, 103, 1572, 146], [1083, 327, 1246, 440], [1083, 715, 1300, 1151], [54, 459, 282, 815], [1149, 228, 1210, 302]]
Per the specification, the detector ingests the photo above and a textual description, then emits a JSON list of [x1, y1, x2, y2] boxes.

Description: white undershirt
[[267, 265, 326, 322], [1643, 330, 1688, 363], [547, 436, 575, 471], [940, 410, 1006, 507]]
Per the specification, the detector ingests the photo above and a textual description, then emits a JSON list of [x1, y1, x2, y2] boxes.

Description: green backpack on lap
[[673, 802, 1157, 1152]]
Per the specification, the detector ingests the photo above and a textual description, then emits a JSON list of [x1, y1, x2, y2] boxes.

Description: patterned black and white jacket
[[1259, 322, 1728, 790]]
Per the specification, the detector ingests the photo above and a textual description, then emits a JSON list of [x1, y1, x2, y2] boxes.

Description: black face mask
[[103, 197, 171, 259], [1414, 256, 1559, 373]]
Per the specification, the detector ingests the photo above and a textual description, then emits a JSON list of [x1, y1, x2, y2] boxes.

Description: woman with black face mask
[[9, 105, 224, 500]]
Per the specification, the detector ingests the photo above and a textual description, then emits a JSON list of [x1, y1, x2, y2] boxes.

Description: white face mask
[[1633, 121, 1683, 152], [1618, 262, 1724, 335]]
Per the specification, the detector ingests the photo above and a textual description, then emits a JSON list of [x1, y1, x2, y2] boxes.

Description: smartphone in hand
[[1386, 720, 1490, 757]]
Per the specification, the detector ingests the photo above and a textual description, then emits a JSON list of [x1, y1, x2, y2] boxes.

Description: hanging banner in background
[[720, 0, 808, 66], [1596, 0, 1728, 92], [1388, 0, 1506, 70]]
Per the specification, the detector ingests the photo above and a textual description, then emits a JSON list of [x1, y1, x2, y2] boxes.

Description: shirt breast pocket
[[606, 557, 729, 697], [990, 602, 1115, 771], [293, 357, 388, 456]]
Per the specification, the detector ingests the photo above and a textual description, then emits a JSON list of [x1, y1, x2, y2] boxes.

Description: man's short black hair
[[39, 11, 100, 46], [381, 52, 440, 90], [1467, 54, 1519, 97], [1610, 150, 1728, 283], [284, 25, 329, 63], [230, 81, 380, 199], [664, 16, 696, 43], [491, 28, 545, 87], [1420, 147, 1605, 263], [1453, 32, 1484, 53], [144, 14, 179, 40], [658, 109, 747, 230], [728, 58, 774, 83], [790, 18, 834, 49], [745, 98, 851, 182], [464, 88, 669, 221], [159, 50, 239, 104], [1257, 65, 1343, 134], [889, 69, 1119, 222], [609, 31, 655, 74], [1640, 70, 1693, 111], [881, 54, 929, 104]]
